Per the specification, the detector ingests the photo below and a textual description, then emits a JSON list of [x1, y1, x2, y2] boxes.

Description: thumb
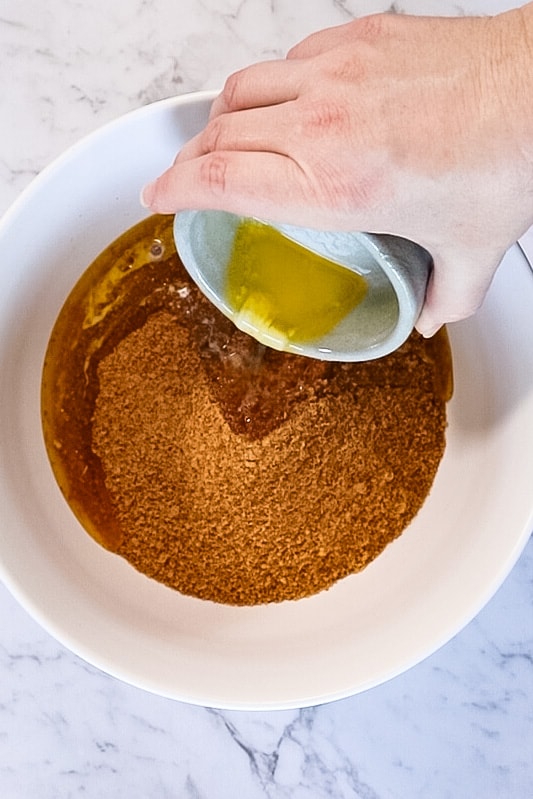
[[415, 248, 503, 337]]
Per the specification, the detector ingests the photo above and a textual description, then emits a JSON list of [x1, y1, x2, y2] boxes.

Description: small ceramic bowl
[[174, 210, 432, 361]]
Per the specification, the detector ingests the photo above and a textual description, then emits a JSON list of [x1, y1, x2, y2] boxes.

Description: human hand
[[142, 6, 533, 336]]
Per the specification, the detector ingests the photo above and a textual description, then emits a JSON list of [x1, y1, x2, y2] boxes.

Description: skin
[[142, 4, 533, 336]]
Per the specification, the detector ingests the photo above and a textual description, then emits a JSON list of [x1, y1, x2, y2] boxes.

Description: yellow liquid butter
[[225, 220, 368, 349]]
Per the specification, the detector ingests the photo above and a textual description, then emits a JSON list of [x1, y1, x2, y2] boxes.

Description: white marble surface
[[1, 0, 532, 797]]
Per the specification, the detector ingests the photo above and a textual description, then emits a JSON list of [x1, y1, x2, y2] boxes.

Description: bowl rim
[[1, 93, 533, 710]]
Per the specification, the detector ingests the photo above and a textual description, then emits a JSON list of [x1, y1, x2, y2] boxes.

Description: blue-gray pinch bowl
[[173, 209, 432, 361]]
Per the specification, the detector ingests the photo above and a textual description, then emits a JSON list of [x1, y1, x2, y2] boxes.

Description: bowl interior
[[1, 93, 533, 710], [174, 208, 406, 361]]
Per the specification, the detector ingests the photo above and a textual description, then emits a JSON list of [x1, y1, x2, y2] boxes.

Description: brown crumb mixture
[[92, 310, 449, 605]]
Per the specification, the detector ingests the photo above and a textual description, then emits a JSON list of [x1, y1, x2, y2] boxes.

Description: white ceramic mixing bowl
[[1, 91, 533, 710]]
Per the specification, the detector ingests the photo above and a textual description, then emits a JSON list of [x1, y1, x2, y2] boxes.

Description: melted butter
[[41, 217, 177, 550], [225, 220, 368, 349]]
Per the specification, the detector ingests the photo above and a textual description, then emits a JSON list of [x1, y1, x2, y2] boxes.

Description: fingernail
[[140, 180, 156, 209]]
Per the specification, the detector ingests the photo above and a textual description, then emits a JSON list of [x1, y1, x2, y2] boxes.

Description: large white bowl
[[1, 92, 532, 710]]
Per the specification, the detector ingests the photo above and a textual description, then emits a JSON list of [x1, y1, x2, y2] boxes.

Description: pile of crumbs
[[92, 310, 448, 605]]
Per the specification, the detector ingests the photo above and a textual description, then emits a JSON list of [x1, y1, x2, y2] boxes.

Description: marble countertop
[[1, 1, 532, 797]]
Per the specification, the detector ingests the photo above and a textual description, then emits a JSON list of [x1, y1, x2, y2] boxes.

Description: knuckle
[[352, 13, 389, 42], [312, 42, 369, 84], [199, 153, 228, 196], [300, 98, 351, 136]]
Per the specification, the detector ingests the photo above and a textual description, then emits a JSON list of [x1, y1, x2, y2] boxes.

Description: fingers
[[209, 58, 306, 119], [141, 150, 307, 219], [415, 249, 502, 336], [176, 103, 297, 163]]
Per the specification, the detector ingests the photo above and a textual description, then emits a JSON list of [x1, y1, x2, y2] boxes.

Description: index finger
[[142, 149, 308, 220]]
